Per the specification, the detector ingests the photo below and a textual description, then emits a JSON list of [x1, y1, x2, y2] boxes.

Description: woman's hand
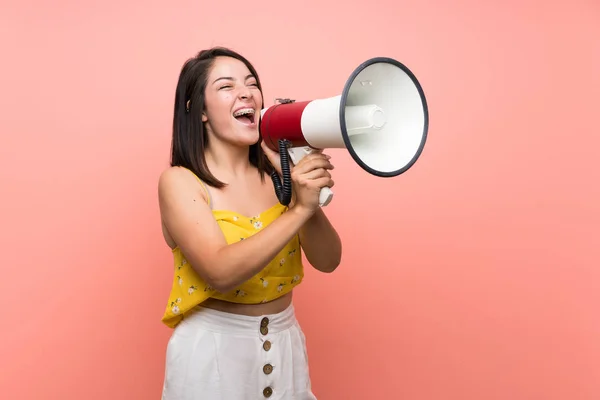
[[261, 140, 334, 215], [291, 152, 335, 215]]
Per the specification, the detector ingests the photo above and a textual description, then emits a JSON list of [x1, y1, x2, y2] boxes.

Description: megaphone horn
[[260, 57, 429, 208]]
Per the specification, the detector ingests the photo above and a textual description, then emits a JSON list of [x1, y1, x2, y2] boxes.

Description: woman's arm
[[298, 208, 342, 273], [259, 141, 342, 273], [158, 167, 314, 293]]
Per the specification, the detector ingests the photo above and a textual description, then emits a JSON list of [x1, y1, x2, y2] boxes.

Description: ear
[[202, 112, 208, 122]]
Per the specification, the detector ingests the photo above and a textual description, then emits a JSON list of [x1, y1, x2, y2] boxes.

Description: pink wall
[[1, 1, 599, 399]]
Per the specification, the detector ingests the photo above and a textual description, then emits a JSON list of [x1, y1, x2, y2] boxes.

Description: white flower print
[[279, 258, 285, 266], [177, 276, 183, 286], [188, 285, 198, 295], [249, 215, 262, 230], [291, 275, 300, 284], [260, 278, 269, 288], [235, 289, 247, 297]]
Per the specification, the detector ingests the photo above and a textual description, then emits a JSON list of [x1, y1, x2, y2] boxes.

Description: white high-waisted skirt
[[161, 303, 317, 400]]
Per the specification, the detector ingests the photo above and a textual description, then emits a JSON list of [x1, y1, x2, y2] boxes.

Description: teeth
[[233, 108, 255, 117]]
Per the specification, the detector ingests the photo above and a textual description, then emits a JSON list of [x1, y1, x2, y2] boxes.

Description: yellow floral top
[[161, 173, 304, 329]]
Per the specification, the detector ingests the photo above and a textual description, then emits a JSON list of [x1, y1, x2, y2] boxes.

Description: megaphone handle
[[319, 187, 334, 207], [287, 146, 334, 207]]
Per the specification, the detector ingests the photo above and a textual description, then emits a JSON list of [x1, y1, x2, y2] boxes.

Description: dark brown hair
[[170, 47, 273, 188]]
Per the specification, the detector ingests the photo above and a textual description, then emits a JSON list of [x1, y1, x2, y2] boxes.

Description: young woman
[[158, 47, 342, 399]]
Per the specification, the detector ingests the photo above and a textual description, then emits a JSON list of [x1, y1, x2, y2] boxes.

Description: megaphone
[[260, 57, 428, 207]]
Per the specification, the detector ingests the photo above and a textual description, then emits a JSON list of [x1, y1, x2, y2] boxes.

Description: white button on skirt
[[161, 303, 317, 400]]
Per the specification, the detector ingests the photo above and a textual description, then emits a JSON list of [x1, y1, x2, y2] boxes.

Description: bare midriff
[[200, 291, 293, 316]]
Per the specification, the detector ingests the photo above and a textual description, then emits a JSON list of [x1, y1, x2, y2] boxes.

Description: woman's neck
[[204, 142, 253, 182]]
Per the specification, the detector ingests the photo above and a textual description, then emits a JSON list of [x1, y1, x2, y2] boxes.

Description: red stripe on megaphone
[[260, 101, 311, 151]]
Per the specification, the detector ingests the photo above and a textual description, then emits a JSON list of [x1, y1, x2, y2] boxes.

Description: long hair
[[170, 47, 273, 188]]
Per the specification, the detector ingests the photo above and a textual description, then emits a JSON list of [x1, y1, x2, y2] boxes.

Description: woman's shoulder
[[158, 166, 209, 204], [159, 165, 195, 181], [159, 165, 203, 187]]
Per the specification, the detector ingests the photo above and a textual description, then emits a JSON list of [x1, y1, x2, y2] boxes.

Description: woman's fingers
[[292, 167, 334, 190], [299, 167, 331, 181], [289, 152, 335, 194], [312, 176, 335, 189], [293, 154, 333, 174]]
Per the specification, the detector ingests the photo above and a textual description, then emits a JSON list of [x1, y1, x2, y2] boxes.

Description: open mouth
[[233, 108, 256, 126]]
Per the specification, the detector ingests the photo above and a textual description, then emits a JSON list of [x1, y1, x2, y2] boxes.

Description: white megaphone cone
[[260, 57, 428, 208]]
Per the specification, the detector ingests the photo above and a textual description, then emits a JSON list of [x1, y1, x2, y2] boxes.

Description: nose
[[238, 85, 252, 100]]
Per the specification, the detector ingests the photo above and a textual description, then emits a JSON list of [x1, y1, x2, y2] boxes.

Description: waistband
[[179, 303, 298, 336]]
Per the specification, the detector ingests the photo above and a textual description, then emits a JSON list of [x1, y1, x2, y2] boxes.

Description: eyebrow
[[212, 74, 255, 85]]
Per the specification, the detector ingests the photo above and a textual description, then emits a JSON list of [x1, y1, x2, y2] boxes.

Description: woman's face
[[202, 56, 263, 147]]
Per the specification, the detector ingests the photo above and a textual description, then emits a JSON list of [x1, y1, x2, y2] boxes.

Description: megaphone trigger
[[286, 146, 315, 165]]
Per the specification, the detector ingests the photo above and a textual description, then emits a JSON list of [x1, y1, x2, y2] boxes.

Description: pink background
[[1, 1, 599, 399]]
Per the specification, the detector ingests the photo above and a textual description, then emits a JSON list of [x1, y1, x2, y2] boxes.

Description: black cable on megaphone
[[269, 139, 293, 206]]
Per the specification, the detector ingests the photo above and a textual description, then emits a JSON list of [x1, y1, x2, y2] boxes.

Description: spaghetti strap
[[180, 167, 213, 209], [196, 178, 213, 209]]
